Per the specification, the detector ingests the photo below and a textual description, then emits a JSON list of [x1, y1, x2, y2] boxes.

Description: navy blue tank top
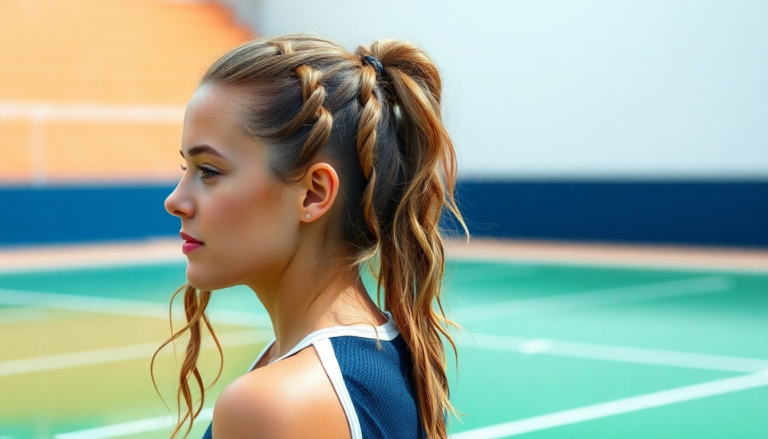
[[202, 311, 426, 438]]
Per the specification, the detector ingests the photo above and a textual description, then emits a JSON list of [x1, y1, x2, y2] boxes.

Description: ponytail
[[355, 40, 470, 438]]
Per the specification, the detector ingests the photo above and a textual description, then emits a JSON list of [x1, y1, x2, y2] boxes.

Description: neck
[[246, 241, 386, 361]]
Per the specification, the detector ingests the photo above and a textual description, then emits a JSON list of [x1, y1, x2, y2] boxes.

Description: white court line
[[451, 276, 732, 323], [0, 276, 729, 330], [0, 288, 271, 327], [0, 288, 168, 318], [460, 333, 768, 374], [449, 370, 768, 439], [54, 407, 213, 439], [0, 329, 272, 377]]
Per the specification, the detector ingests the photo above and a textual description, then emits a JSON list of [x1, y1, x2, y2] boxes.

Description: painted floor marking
[[0, 288, 271, 327], [0, 329, 272, 377], [460, 333, 768, 373], [452, 276, 731, 323], [449, 370, 768, 439], [0, 276, 729, 331], [54, 407, 213, 439]]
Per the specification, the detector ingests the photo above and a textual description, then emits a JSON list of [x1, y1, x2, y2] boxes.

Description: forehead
[[182, 83, 252, 152]]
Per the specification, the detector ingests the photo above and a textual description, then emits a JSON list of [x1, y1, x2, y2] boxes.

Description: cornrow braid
[[289, 64, 333, 163], [269, 41, 333, 164], [355, 50, 384, 249]]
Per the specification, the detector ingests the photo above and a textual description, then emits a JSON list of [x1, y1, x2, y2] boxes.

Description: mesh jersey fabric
[[201, 310, 426, 439]]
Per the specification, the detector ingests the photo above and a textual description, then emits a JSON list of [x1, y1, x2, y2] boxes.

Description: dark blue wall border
[[453, 180, 768, 248], [1, 180, 767, 248], [0, 185, 178, 246]]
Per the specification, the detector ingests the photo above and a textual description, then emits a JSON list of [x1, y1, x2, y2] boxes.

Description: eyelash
[[180, 164, 220, 179]]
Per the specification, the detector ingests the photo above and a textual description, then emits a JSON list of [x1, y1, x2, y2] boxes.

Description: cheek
[[223, 186, 295, 259], [186, 177, 297, 289]]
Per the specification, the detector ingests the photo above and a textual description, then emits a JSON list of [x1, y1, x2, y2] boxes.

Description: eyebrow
[[180, 144, 226, 159]]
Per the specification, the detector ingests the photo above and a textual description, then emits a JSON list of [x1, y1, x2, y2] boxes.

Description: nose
[[164, 182, 194, 218]]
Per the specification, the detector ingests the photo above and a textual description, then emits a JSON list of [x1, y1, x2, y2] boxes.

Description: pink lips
[[180, 231, 204, 254]]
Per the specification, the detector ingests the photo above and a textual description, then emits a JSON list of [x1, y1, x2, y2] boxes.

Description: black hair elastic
[[361, 55, 384, 77]]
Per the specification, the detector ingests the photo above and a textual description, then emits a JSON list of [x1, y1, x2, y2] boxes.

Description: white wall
[[220, 0, 768, 180]]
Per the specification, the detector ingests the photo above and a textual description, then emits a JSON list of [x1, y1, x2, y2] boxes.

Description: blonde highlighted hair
[[152, 34, 469, 439]]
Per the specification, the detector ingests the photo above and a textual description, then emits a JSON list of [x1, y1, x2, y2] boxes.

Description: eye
[[196, 165, 220, 180], [180, 164, 187, 171]]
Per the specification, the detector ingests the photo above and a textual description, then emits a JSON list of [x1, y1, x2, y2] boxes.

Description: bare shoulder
[[212, 345, 350, 439]]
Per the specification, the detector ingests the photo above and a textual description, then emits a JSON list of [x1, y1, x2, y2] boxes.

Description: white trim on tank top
[[313, 338, 363, 439], [247, 310, 400, 371]]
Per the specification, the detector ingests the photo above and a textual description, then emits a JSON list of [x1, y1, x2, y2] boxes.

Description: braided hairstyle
[[153, 34, 469, 439]]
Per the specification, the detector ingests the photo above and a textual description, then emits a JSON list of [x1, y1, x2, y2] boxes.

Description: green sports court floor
[[0, 255, 766, 438]]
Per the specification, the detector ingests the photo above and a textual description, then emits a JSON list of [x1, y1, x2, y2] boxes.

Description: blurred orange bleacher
[[0, 0, 252, 183]]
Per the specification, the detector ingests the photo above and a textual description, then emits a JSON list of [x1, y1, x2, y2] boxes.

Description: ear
[[297, 162, 339, 223]]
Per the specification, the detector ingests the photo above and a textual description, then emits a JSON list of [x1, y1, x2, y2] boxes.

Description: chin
[[186, 265, 233, 291]]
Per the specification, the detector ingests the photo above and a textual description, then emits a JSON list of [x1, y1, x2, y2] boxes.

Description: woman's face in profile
[[165, 83, 301, 292]]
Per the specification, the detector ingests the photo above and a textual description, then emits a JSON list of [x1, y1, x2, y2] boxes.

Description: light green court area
[[0, 260, 766, 438]]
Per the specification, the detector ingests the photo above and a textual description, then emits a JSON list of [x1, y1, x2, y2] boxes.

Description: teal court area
[[0, 259, 766, 438]]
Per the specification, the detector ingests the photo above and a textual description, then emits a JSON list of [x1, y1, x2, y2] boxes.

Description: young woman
[[158, 34, 469, 439]]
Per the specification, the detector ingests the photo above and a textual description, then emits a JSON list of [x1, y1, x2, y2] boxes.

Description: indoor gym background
[[1, 0, 766, 438]]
